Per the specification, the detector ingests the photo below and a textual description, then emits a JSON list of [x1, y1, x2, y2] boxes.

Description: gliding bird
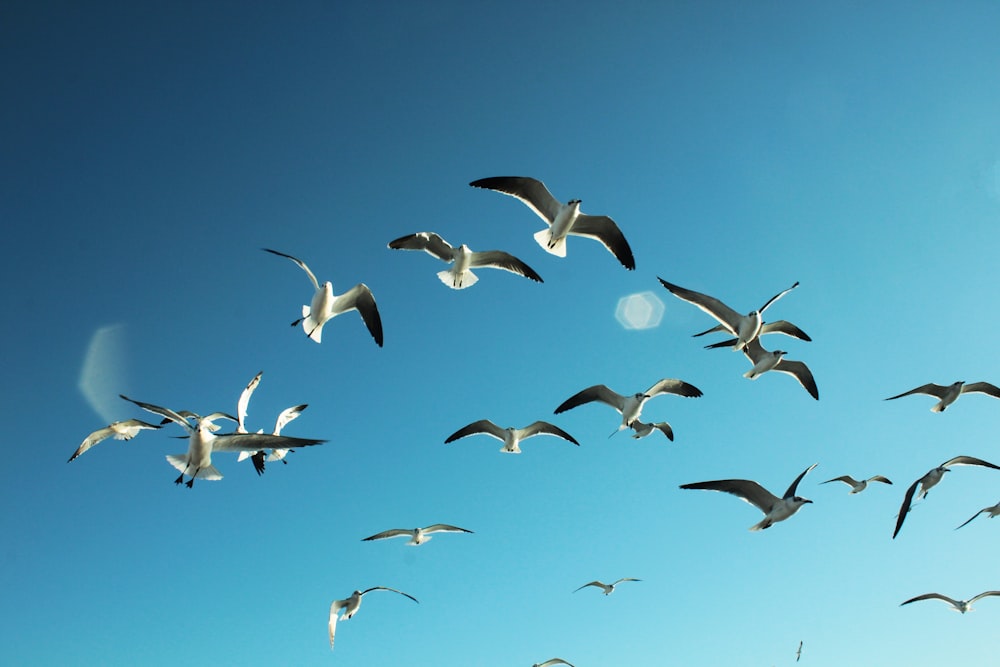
[[533, 660, 576, 667], [956, 501, 1000, 530], [821, 474, 892, 494], [554, 378, 703, 437], [362, 524, 473, 545], [893, 455, 1000, 538], [900, 591, 1000, 614], [573, 578, 641, 595], [68, 419, 162, 462], [387, 231, 542, 288], [444, 419, 579, 454], [741, 338, 819, 400], [885, 380, 1000, 412], [628, 419, 675, 441], [328, 586, 418, 649]]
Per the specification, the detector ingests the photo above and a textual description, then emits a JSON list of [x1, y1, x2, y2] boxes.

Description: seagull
[[263, 248, 383, 346], [885, 381, 1000, 412], [237, 404, 309, 475], [956, 501, 1000, 529], [796, 640, 803, 662], [680, 463, 818, 531], [67, 419, 162, 462], [699, 320, 812, 350], [533, 660, 576, 667], [470, 176, 635, 270], [573, 577, 641, 595], [234, 370, 262, 434], [119, 394, 326, 487], [554, 378, 703, 437], [900, 591, 1000, 614], [893, 455, 1000, 538], [444, 419, 579, 454], [362, 524, 473, 545], [628, 419, 675, 441], [328, 586, 418, 649], [821, 475, 893, 494], [387, 231, 543, 289], [741, 338, 819, 400], [657, 278, 801, 351]]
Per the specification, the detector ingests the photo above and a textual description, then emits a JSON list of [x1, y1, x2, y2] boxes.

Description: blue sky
[[3, 1, 1000, 664]]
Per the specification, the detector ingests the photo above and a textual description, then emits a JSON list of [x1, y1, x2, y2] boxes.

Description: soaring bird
[[900, 591, 1000, 614], [628, 419, 675, 441], [893, 455, 1000, 538], [68, 419, 162, 463], [328, 586, 418, 649], [573, 578, 641, 595], [387, 231, 542, 289], [658, 278, 803, 352], [821, 474, 892, 494], [741, 338, 819, 400], [699, 320, 812, 350], [555, 378, 703, 436], [470, 176, 635, 270], [680, 464, 818, 531], [532, 660, 576, 667], [444, 419, 579, 454], [885, 380, 1000, 412], [362, 524, 473, 545], [263, 248, 383, 346], [956, 501, 1000, 530], [228, 370, 309, 474]]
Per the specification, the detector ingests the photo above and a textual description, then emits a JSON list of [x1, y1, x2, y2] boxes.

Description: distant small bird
[[555, 378, 703, 437], [658, 277, 802, 352], [387, 231, 542, 289], [328, 586, 418, 649], [68, 419, 162, 463], [955, 501, 1000, 530], [885, 380, 1000, 412], [444, 419, 579, 454], [533, 660, 576, 667], [900, 591, 1000, 614], [893, 455, 1000, 538], [362, 524, 473, 545], [821, 475, 892, 494], [573, 577, 641, 595], [470, 176, 635, 270], [263, 248, 383, 346], [741, 338, 819, 400], [796, 640, 803, 662], [628, 419, 675, 441], [680, 464, 817, 531]]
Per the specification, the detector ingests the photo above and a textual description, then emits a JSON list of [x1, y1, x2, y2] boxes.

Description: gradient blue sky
[[4, 2, 1000, 665]]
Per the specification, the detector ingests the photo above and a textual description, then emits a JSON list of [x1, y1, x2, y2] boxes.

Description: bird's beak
[[803, 499, 813, 504]]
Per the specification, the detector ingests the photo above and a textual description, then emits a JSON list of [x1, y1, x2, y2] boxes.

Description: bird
[[119, 394, 326, 487], [228, 370, 309, 474], [533, 660, 576, 667], [893, 455, 1000, 538], [573, 577, 641, 595], [821, 474, 892, 494], [900, 591, 1000, 614], [469, 176, 635, 270], [698, 320, 812, 350], [387, 231, 542, 288], [956, 501, 1000, 530], [234, 370, 262, 434], [796, 640, 803, 662], [554, 378, 703, 437], [741, 338, 819, 400], [362, 524, 473, 545], [680, 463, 818, 531], [658, 277, 802, 352], [67, 419, 162, 462], [262, 248, 383, 346], [328, 586, 418, 649], [444, 419, 579, 454], [885, 381, 1000, 412], [628, 419, 675, 441]]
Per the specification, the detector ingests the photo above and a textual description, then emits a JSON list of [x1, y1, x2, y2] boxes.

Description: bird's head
[[792, 496, 813, 505]]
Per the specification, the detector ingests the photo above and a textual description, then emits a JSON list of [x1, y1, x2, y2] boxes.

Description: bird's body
[[821, 475, 892, 494], [699, 320, 812, 350], [893, 456, 1000, 538], [956, 501, 1000, 529], [362, 524, 473, 545], [885, 380, 1000, 412], [573, 577, 641, 595], [900, 591, 1000, 613], [680, 464, 817, 531], [263, 248, 383, 346], [628, 419, 675, 441], [328, 586, 418, 649], [444, 419, 579, 454], [555, 379, 703, 435], [470, 176, 635, 270], [741, 338, 819, 400], [388, 231, 542, 288], [68, 419, 162, 462]]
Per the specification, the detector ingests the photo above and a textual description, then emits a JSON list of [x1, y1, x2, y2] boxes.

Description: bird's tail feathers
[[438, 269, 477, 289], [534, 229, 567, 257]]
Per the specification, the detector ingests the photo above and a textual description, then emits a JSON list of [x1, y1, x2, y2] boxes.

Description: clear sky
[[3, 1, 1000, 665]]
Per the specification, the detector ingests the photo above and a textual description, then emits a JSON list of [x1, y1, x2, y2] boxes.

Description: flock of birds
[[69, 175, 1000, 662]]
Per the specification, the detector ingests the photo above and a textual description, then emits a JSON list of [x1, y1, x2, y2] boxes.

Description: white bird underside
[[629, 419, 674, 441], [68, 419, 162, 462], [387, 231, 543, 288], [900, 591, 1000, 613], [680, 464, 817, 531], [361, 523, 473, 545], [554, 378, 703, 434], [893, 456, 1000, 538], [885, 380, 1000, 412], [328, 586, 418, 649], [470, 176, 635, 270], [444, 419, 579, 453], [741, 338, 819, 400]]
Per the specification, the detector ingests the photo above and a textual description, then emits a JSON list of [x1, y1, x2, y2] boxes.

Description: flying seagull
[[900, 591, 1000, 614], [328, 586, 418, 649], [680, 463, 818, 531], [387, 231, 542, 289], [893, 455, 1000, 538], [699, 320, 812, 350], [796, 640, 803, 662], [67, 419, 162, 462], [444, 419, 579, 454], [554, 378, 703, 437], [119, 394, 326, 487], [885, 381, 1000, 412], [573, 578, 641, 595], [956, 501, 1000, 530], [657, 278, 802, 352], [263, 248, 383, 346], [741, 338, 819, 400], [470, 176, 635, 270], [237, 404, 309, 475], [533, 660, 576, 667], [362, 524, 473, 545], [821, 475, 892, 494], [628, 419, 675, 441]]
